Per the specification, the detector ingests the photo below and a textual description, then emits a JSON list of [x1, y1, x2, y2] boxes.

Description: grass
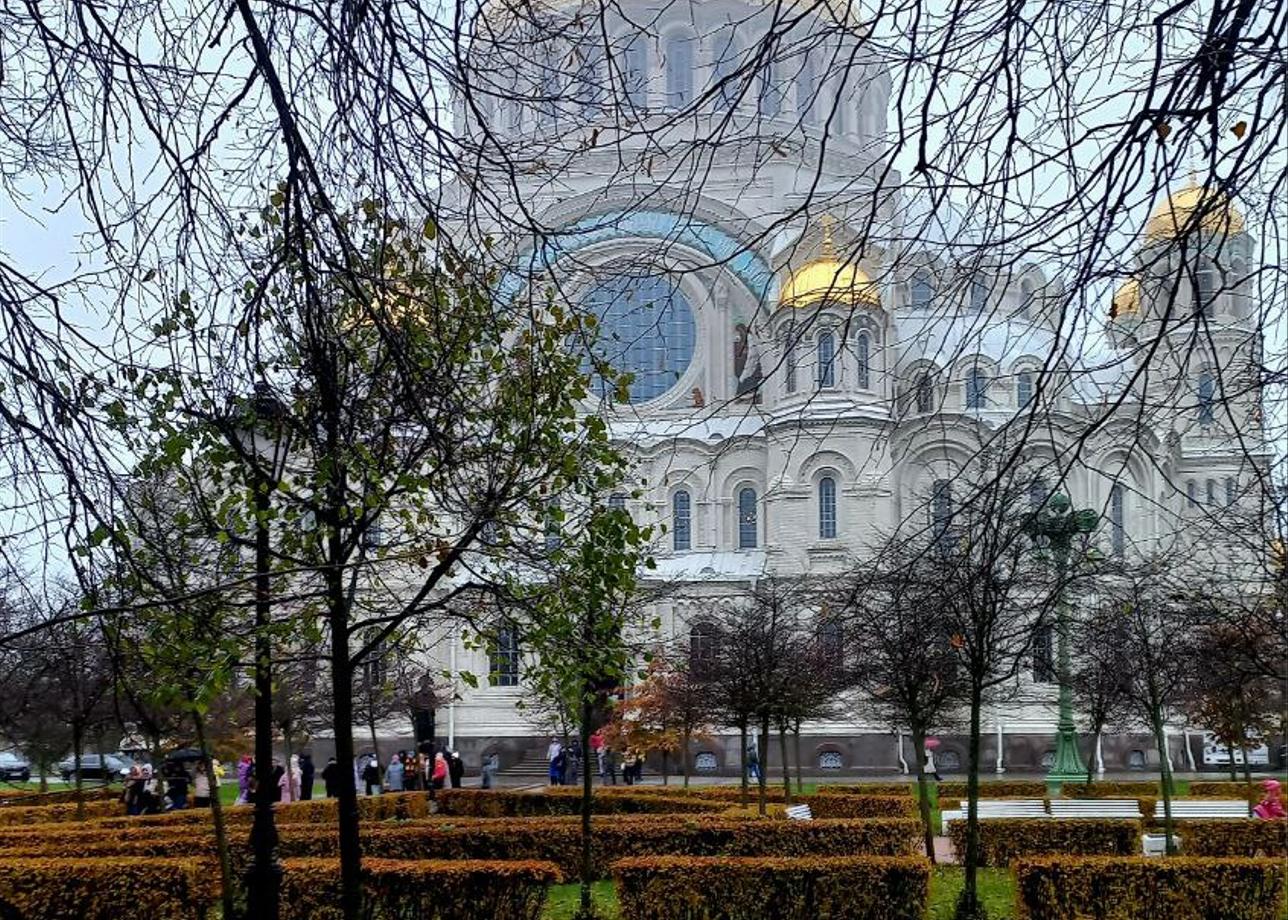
[[540, 868, 1016, 920]]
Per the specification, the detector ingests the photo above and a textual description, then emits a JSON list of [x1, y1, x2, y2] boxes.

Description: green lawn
[[541, 868, 1015, 920]]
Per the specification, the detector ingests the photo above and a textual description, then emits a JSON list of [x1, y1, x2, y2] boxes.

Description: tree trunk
[[1151, 711, 1176, 855], [367, 715, 381, 783], [793, 721, 803, 792], [72, 723, 84, 821], [1086, 724, 1100, 788], [1227, 740, 1238, 781], [661, 749, 668, 786], [911, 724, 936, 863], [738, 720, 748, 807], [1236, 724, 1255, 818], [328, 604, 363, 919], [778, 725, 791, 805], [960, 685, 984, 917], [247, 488, 281, 920], [757, 712, 770, 816], [578, 689, 595, 917], [682, 726, 691, 789], [194, 714, 236, 920]]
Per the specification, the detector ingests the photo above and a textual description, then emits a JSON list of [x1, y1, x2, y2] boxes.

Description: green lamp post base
[[1045, 728, 1087, 796]]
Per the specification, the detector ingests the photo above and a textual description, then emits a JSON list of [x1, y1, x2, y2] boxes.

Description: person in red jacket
[[1253, 779, 1286, 819], [431, 751, 448, 790]]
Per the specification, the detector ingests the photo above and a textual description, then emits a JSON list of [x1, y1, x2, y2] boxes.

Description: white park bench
[[941, 798, 1048, 834], [786, 803, 813, 821], [1049, 798, 1143, 820], [1166, 798, 1251, 820]]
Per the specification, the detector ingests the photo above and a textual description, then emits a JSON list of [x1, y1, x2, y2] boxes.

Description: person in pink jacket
[[1252, 779, 1286, 819]]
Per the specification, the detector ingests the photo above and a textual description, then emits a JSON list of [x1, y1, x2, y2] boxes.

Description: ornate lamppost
[[1023, 492, 1098, 794]]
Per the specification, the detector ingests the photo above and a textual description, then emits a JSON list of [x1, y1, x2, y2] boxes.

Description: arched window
[[544, 499, 562, 551], [758, 60, 780, 117], [1197, 371, 1215, 424], [737, 487, 758, 549], [1195, 258, 1218, 314], [797, 55, 817, 124], [911, 271, 935, 308], [1032, 624, 1055, 683], [664, 34, 694, 108], [672, 489, 692, 551], [1225, 476, 1237, 506], [1017, 371, 1034, 407], [1205, 478, 1216, 506], [489, 626, 521, 687], [538, 62, 560, 126], [689, 623, 717, 676], [577, 43, 604, 117], [1028, 478, 1048, 511], [1020, 278, 1036, 315], [966, 367, 989, 409], [855, 333, 870, 389], [970, 278, 989, 312], [817, 332, 836, 387], [932, 479, 953, 547], [713, 36, 739, 112], [818, 620, 844, 669], [1186, 479, 1198, 507], [818, 476, 837, 539], [915, 373, 934, 413], [783, 327, 798, 394], [624, 37, 648, 110], [1110, 483, 1125, 558], [608, 492, 627, 511]]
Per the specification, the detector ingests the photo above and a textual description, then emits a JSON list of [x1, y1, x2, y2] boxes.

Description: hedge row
[[614, 855, 931, 920], [1014, 856, 1286, 920], [435, 788, 718, 818], [1176, 820, 1288, 857], [0, 786, 120, 806], [946, 818, 1140, 867], [0, 858, 215, 919], [936, 780, 1050, 798], [807, 794, 919, 819], [1060, 781, 1167, 798], [1188, 781, 1281, 800], [277, 791, 432, 823], [279, 858, 560, 920], [0, 798, 121, 826], [278, 817, 923, 880], [824, 783, 917, 797]]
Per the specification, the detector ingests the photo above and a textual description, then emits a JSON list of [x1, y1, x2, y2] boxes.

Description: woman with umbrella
[[923, 738, 942, 782]]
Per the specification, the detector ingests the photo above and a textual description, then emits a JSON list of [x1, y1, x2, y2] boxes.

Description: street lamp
[[1023, 492, 1098, 795], [234, 383, 293, 920]]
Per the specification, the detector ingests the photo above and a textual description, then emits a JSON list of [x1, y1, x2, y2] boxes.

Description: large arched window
[[672, 490, 692, 551], [1195, 258, 1218, 314], [664, 34, 694, 108], [817, 331, 836, 388], [796, 55, 817, 124], [758, 60, 780, 117], [1017, 371, 1034, 407], [737, 487, 758, 549], [1197, 370, 1215, 424], [855, 333, 871, 389], [583, 274, 696, 403], [818, 476, 837, 539], [713, 36, 739, 111], [689, 622, 718, 676], [1110, 483, 1125, 558], [966, 367, 989, 409], [623, 37, 648, 110], [911, 271, 935, 308], [915, 373, 935, 413], [489, 626, 521, 687], [932, 479, 953, 547], [783, 327, 798, 394]]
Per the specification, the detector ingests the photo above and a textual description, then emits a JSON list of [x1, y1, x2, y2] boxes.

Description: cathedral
[[418, 0, 1269, 776]]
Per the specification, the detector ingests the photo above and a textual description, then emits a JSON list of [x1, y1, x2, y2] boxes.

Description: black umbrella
[[165, 748, 205, 763]]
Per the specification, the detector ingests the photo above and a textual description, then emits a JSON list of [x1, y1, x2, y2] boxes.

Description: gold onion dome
[[1145, 181, 1245, 240], [779, 219, 881, 310], [1109, 278, 1140, 321]]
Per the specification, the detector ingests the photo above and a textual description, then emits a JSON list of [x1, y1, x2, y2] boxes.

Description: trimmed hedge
[[937, 780, 1050, 799], [1015, 856, 1286, 920], [947, 818, 1140, 867], [614, 855, 930, 920], [1177, 821, 1288, 857], [435, 788, 718, 818], [825, 783, 917, 797], [1188, 781, 1282, 800], [1060, 782, 1165, 798], [0, 786, 120, 806], [0, 857, 216, 919], [280, 858, 560, 920], [808, 794, 919, 819], [277, 816, 922, 880], [277, 791, 431, 823], [0, 798, 121, 826]]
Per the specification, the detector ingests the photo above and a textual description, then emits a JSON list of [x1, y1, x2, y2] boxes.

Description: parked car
[[0, 752, 30, 782], [58, 753, 131, 783]]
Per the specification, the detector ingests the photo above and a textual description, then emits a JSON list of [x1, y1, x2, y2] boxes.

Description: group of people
[[547, 733, 646, 787], [122, 758, 224, 815], [359, 749, 466, 795], [235, 753, 317, 804]]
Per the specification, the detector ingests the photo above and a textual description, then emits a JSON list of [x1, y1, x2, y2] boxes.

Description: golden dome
[[1109, 278, 1140, 321], [779, 259, 881, 310], [1145, 181, 1245, 240]]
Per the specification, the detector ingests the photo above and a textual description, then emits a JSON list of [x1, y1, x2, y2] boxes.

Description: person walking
[[164, 761, 190, 810], [236, 755, 253, 805], [322, 756, 341, 798], [448, 751, 464, 789], [481, 752, 499, 789], [604, 748, 619, 785], [622, 749, 636, 786], [193, 762, 212, 808], [385, 753, 405, 792], [362, 756, 381, 796], [299, 753, 315, 800], [746, 742, 760, 783], [546, 737, 562, 785], [923, 744, 942, 783], [1253, 779, 1286, 819], [431, 752, 448, 790], [567, 740, 582, 787]]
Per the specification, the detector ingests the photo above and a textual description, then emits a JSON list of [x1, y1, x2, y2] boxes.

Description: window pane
[[1197, 371, 1215, 424], [819, 477, 837, 539], [673, 490, 691, 551], [817, 332, 835, 387], [1032, 624, 1055, 683], [665, 35, 693, 107], [490, 627, 521, 687], [584, 274, 696, 403], [1017, 371, 1034, 407], [1110, 484, 1125, 558], [856, 334, 870, 389], [1225, 477, 1236, 506], [916, 374, 934, 413], [911, 273, 934, 308], [932, 479, 953, 549], [738, 487, 758, 548], [758, 61, 780, 117], [966, 368, 989, 409]]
